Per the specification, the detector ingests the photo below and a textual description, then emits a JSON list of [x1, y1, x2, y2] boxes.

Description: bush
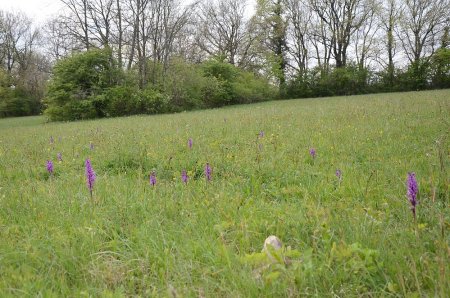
[[102, 86, 169, 117], [201, 59, 276, 107], [0, 97, 28, 117], [322, 65, 369, 96], [201, 60, 237, 107], [44, 48, 122, 121], [287, 65, 372, 99], [405, 60, 431, 90], [138, 88, 169, 114], [65, 100, 98, 120], [201, 76, 233, 107], [162, 59, 206, 110], [0, 69, 41, 118], [233, 71, 277, 103], [286, 74, 313, 99], [43, 51, 275, 121], [102, 85, 137, 117], [430, 48, 450, 89]]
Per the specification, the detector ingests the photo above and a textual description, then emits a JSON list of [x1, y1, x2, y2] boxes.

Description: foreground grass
[[0, 90, 449, 296]]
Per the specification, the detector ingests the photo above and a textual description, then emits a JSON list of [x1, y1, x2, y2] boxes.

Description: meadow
[[0, 90, 449, 297]]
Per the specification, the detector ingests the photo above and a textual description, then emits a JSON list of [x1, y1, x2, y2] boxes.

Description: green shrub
[[0, 69, 41, 118], [103, 85, 137, 117], [103, 86, 169, 116], [405, 60, 431, 90], [233, 71, 277, 103], [65, 100, 98, 120], [138, 88, 169, 114], [325, 65, 369, 96], [0, 97, 30, 117], [201, 60, 237, 107], [202, 59, 238, 81], [162, 59, 206, 110], [287, 65, 371, 99], [286, 74, 313, 99], [43, 52, 275, 120], [430, 48, 450, 89], [201, 59, 275, 107], [44, 48, 122, 121], [201, 76, 233, 107]]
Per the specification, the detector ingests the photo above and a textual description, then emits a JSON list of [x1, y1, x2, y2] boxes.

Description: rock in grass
[[263, 235, 282, 251], [262, 235, 283, 261]]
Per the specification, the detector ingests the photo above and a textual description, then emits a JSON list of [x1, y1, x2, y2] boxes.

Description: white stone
[[263, 235, 282, 252]]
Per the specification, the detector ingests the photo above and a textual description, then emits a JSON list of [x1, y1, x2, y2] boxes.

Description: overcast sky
[[1, 0, 256, 25], [1, 0, 64, 24]]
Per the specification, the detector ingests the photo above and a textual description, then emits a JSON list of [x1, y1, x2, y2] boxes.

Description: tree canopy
[[1, 0, 449, 120]]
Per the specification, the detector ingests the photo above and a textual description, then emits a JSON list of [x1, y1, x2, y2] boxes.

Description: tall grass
[[0, 90, 449, 296]]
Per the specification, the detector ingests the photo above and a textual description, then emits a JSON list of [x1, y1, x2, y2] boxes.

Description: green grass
[[0, 90, 449, 296]]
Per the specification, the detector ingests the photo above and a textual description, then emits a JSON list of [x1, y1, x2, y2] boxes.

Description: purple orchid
[[407, 172, 418, 220], [150, 171, 157, 186], [205, 163, 212, 182], [46, 160, 54, 175], [85, 159, 96, 198], [182, 170, 188, 184]]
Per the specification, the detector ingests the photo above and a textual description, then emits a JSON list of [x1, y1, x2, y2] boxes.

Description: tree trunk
[[116, 0, 123, 67]]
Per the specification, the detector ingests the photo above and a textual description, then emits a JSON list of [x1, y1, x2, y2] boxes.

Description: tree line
[[1, 0, 449, 120]]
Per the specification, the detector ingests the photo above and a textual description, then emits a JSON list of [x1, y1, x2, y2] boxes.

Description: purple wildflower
[[182, 170, 188, 184], [57, 152, 62, 162], [188, 138, 193, 149], [407, 172, 418, 219], [336, 169, 342, 180], [150, 171, 157, 186], [85, 159, 96, 198], [309, 148, 316, 159], [259, 131, 265, 138], [205, 163, 212, 182], [46, 160, 54, 175]]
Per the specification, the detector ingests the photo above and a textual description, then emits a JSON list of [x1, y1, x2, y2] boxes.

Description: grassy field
[[0, 90, 449, 296]]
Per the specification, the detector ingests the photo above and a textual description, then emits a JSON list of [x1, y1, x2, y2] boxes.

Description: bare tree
[[169, 8, 202, 63], [377, 0, 402, 86], [354, 0, 380, 70], [148, 0, 194, 78], [398, 0, 449, 65], [114, 0, 124, 67], [285, 0, 311, 77], [0, 10, 49, 112], [309, 0, 372, 67], [309, 17, 332, 71], [124, 0, 149, 86], [0, 11, 38, 73], [87, 0, 115, 47], [124, 0, 194, 87], [58, 0, 123, 53], [197, 0, 250, 66], [60, 0, 91, 49], [43, 17, 79, 60], [253, 0, 288, 93], [17, 52, 51, 101]]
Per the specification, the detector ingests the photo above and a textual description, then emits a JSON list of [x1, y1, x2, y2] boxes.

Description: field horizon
[[1, 89, 449, 296]]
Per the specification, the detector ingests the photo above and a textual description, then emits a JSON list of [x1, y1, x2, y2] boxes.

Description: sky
[[1, 0, 64, 24], [1, 0, 256, 25]]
